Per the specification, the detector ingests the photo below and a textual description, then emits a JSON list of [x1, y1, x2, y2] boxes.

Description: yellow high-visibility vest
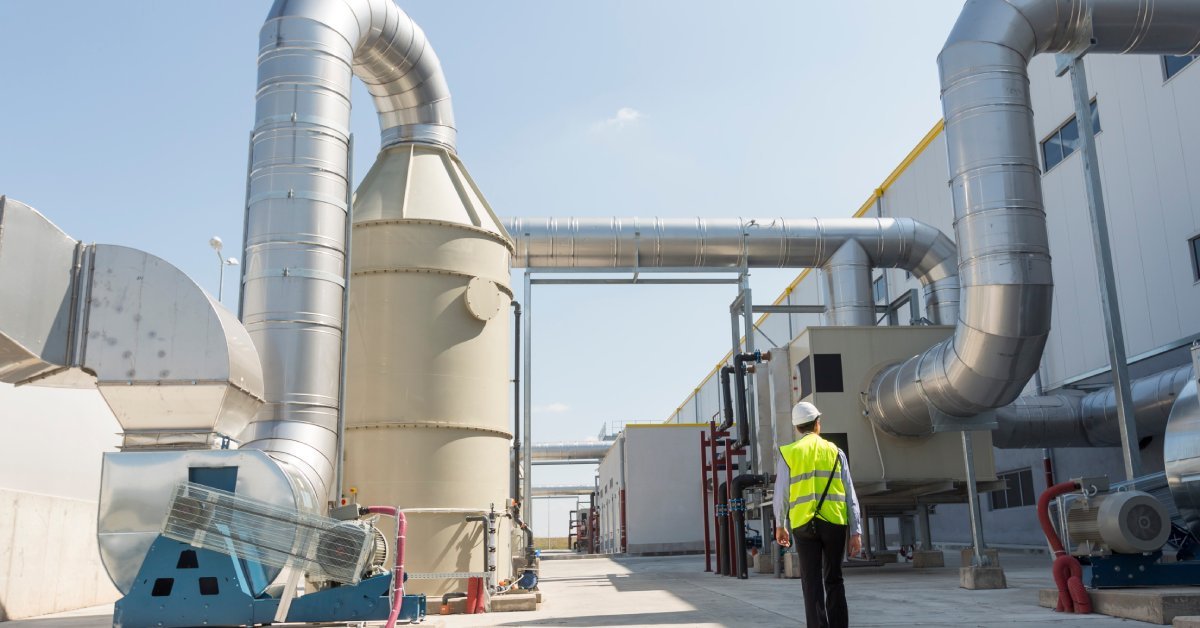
[[780, 433, 848, 527]]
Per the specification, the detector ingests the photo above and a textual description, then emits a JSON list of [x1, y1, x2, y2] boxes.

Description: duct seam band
[[346, 422, 512, 438], [352, 267, 513, 294], [353, 218, 514, 250], [243, 268, 346, 287], [247, 191, 349, 211]]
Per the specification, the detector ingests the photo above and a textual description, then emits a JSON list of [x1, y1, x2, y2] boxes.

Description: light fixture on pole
[[209, 236, 240, 303]]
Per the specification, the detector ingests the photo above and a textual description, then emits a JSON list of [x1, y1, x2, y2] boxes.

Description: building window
[[990, 468, 1036, 510], [872, 275, 887, 304], [1041, 99, 1101, 173], [1164, 55, 1199, 81], [1190, 235, 1200, 281]]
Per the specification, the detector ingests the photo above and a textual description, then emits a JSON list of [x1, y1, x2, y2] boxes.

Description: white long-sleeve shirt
[[773, 442, 861, 536]]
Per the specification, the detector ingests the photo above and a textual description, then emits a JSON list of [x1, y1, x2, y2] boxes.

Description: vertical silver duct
[[993, 364, 1193, 448], [507, 217, 959, 325], [239, 0, 455, 503], [822, 240, 874, 326], [866, 0, 1200, 437]]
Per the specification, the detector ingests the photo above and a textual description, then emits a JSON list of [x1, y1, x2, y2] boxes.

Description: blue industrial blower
[[113, 474, 425, 627]]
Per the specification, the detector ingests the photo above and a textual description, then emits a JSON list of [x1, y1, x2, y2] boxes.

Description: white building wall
[[596, 434, 625, 554], [622, 426, 706, 554], [0, 384, 121, 619]]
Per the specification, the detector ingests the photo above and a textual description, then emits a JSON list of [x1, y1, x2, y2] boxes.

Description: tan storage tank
[[344, 143, 513, 596]]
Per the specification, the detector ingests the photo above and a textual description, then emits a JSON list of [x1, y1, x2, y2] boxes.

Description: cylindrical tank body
[[344, 143, 513, 596]]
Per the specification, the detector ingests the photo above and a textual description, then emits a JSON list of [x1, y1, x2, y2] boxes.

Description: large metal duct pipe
[[532, 441, 615, 461], [531, 485, 597, 498], [238, 0, 455, 507], [994, 364, 1192, 448], [823, 240, 874, 326], [507, 217, 960, 325], [866, 0, 1200, 437]]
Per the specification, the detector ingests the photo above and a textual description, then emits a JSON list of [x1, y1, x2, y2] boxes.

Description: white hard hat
[[791, 401, 821, 426]]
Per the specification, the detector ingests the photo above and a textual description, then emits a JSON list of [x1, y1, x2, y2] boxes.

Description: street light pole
[[209, 236, 239, 303]]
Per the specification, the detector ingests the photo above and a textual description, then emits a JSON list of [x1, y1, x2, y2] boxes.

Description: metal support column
[[962, 431, 989, 566], [1057, 53, 1140, 480], [522, 270, 533, 521], [918, 504, 933, 551], [740, 272, 759, 476]]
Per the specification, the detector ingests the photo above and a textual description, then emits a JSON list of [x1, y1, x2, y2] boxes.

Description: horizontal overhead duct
[[531, 440, 615, 461], [993, 364, 1193, 448], [507, 217, 959, 325], [241, 0, 457, 505], [865, 0, 1200, 437], [532, 484, 596, 498]]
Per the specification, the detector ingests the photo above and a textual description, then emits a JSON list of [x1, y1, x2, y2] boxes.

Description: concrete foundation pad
[[1174, 615, 1200, 627], [875, 551, 899, 564], [490, 593, 539, 612], [1039, 587, 1200, 625], [913, 550, 945, 568], [961, 547, 1001, 567], [783, 553, 802, 578], [960, 566, 1007, 590]]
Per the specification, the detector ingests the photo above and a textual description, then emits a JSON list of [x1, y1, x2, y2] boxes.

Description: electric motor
[[1066, 490, 1170, 555]]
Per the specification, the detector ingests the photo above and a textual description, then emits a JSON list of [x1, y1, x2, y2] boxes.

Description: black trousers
[[793, 518, 848, 628]]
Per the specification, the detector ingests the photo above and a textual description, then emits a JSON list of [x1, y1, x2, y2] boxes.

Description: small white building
[[596, 424, 712, 555]]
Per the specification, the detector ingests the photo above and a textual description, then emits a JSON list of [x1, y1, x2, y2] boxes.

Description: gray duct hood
[[0, 197, 264, 447]]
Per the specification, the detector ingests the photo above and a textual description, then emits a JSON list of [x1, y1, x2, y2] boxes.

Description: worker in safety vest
[[773, 401, 861, 628]]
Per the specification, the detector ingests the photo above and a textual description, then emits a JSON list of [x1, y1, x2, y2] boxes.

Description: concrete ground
[[7, 552, 1144, 627]]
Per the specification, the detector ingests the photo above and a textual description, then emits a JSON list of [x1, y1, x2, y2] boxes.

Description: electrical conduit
[[366, 506, 408, 628]]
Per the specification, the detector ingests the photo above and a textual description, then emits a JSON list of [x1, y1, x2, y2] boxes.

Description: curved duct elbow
[[242, 0, 459, 505], [866, 0, 1200, 436], [262, 0, 455, 150], [0, 197, 265, 446], [507, 216, 959, 325]]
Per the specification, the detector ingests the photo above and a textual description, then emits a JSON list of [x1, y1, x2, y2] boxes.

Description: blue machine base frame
[[1087, 550, 1200, 588], [113, 536, 425, 627]]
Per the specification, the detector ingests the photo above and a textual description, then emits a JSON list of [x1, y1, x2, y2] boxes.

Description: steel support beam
[[1056, 52, 1140, 480]]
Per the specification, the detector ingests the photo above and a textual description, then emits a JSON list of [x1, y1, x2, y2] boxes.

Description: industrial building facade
[[653, 51, 1200, 549]]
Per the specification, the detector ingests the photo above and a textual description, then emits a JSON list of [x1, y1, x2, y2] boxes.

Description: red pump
[[1036, 482, 1092, 614]]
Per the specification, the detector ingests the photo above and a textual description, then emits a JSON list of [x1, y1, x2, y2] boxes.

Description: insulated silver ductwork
[[531, 484, 596, 498], [823, 241, 874, 326], [532, 441, 615, 461], [866, 0, 1200, 437], [0, 197, 265, 445], [994, 364, 1192, 448], [240, 0, 457, 505], [508, 217, 959, 325]]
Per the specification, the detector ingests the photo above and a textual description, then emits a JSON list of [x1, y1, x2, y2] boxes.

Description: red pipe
[[709, 421, 721, 573], [366, 506, 408, 628], [1036, 483, 1091, 614], [724, 440, 735, 577], [701, 431, 713, 572]]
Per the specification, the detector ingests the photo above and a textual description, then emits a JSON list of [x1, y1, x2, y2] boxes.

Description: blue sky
[[0, 1, 965, 535]]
